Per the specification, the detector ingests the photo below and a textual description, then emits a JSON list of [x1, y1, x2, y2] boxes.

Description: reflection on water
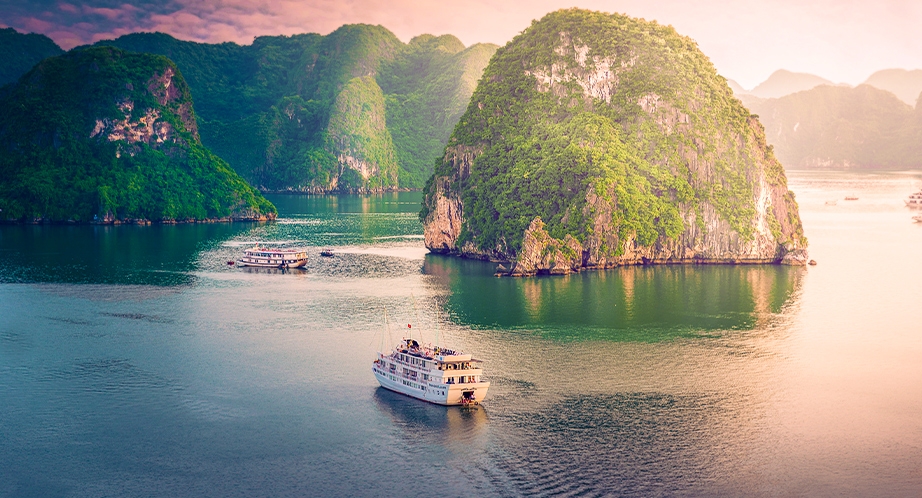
[[3, 173, 922, 496], [0, 223, 251, 285], [268, 192, 420, 216], [262, 192, 425, 247], [373, 388, 488, 450], [425, 255, 803, 340], [235, 266, 308, 276]]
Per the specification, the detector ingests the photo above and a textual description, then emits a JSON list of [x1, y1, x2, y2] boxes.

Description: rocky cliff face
[[88, 66, 200, 158], [324, 75, 399, 190], [90, 28, 498, 192], [421, 9, 808, 274], [0, 47, 275, 223]]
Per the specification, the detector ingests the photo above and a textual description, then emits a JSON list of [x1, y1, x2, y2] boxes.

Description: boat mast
[[384, 307, 392, 352]]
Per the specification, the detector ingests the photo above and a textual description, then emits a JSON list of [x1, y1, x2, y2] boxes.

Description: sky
[[1, 0, 920, 89]]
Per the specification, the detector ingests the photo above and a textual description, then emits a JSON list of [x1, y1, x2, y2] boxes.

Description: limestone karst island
[[421, 9, 808, 275], [1, 8, 808, 271], [0, 47, 276, 223]]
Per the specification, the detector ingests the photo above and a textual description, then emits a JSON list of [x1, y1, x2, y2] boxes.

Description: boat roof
[[244, 247, 305, 254], [392, 338, 481, 363]]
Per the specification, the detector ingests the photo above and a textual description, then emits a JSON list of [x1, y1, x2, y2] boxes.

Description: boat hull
[[236, 259, 307, 268], [373, 367, 489, 406]]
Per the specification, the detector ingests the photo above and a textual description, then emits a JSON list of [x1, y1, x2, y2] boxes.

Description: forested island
[[89, 28, 497, 192], [422, 9, 809, 274], [0, 26, 497, 206], [0, 47, 274, 223]]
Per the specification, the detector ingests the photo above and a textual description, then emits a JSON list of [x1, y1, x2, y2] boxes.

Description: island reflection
[[0, 223, 251, 286], [423, 255, 803, 341]]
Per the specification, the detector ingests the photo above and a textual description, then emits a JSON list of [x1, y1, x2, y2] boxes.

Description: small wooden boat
[[320, 248, 334, 257]]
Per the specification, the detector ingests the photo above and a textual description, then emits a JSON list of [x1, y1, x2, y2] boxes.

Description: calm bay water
[[2, 171, 921, 497]]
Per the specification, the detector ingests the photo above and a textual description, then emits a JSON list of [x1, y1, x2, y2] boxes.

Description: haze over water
[[1, 170, 921, 496]]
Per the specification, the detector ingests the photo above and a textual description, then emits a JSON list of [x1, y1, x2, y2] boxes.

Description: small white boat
[[825, 200, 837, 206], [236, 244, 307, 268], [906, 189, 922, 209], [373, 338, 490, 406], [913, 215, 922, 223]]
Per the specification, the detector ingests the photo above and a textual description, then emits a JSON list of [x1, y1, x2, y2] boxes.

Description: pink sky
[[2, 0, 920, 88]]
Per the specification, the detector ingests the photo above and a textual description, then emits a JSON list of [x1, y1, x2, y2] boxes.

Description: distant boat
[[825, 200, 837, 206], [320, 248, 334, 257], [913, 215, 922, 223], [237, 244, 307, 269], [905, 189, 922, 209], [844, 196, 858, 201]]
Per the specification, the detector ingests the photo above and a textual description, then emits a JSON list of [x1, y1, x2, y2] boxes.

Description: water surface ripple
[[2, 178, 921, 497]]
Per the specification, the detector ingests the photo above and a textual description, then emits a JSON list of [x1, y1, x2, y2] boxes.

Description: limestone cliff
[[0, 47, 275, 223], [421, 9, 808, 274], [324, 75, 399, 191]]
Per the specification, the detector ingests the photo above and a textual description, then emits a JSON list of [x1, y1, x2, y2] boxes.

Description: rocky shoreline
[[258, 186, 419, 195], [1, 214, 275, 225], [421, 11, 810, 277]]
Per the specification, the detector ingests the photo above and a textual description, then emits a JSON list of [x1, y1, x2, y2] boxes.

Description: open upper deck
[[391, 339, 483, 369], [244, 248, 307, 257]]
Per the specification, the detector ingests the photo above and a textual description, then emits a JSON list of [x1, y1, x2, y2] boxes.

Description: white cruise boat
[[373, 338, 490, 406], [236, 244, 307, 268], [906, 189, 922, 209]]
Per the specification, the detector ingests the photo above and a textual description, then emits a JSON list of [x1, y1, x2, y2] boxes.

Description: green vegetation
[[90, 27, 497, 191], [0, 47, 274, 222], [380, 36, 498, 187], [326, 76, 399, 189], [425, 8, 803, 256], [0, 28, 63, 87]]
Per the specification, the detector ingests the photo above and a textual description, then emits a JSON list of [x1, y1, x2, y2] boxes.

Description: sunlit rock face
[[84, 66, 197, 158], [421, 8, 808, 274]]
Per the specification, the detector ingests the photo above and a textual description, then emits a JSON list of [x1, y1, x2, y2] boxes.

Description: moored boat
[[373, 338, 490, 406], [237, 244, 307, 268], [906, 189, 922, 209]]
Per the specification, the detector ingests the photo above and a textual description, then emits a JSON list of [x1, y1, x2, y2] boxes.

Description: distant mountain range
[[0, 28, 63, 87], [744, 85, 922, 169], [733, 68, 922, 105], [863, 69, 922, 106], [745, 69, 840, 99], [728, 69, 922, 169]]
